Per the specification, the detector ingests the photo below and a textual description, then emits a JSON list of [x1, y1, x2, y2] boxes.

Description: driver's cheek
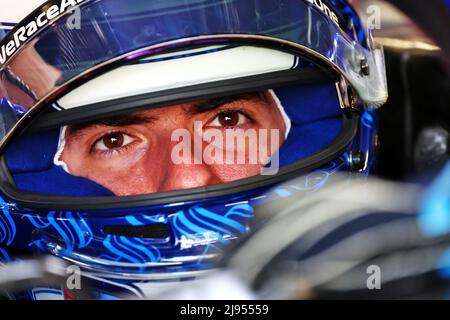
[[103, 164, 161, 196], [206, 136, 269, 182], [121, 137, 267, 193], [82, 141, 220, 195], [78, 148, 161, 196], [217, 139, 265, 181], [210, 163, 262, 183]]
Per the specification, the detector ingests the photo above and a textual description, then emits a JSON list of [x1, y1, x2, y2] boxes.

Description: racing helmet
[[0, 0, 387, 299]]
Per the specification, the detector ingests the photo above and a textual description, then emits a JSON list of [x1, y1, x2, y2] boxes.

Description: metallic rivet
[[360, 57, 370, 76], [349, 150, 366, 171]]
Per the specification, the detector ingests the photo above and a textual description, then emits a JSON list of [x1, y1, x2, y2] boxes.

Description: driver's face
[[60, 91, 286, 196]]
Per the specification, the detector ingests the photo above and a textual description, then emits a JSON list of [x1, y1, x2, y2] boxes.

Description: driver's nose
[[159, 160, 220, 192]]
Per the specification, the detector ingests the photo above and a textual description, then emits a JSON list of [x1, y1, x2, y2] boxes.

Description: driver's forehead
[[147, 92, 268, 115]]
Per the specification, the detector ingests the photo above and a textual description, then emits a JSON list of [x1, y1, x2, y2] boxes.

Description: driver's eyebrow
[[189, 93, 262, 114], [66, 114, 156, 138]]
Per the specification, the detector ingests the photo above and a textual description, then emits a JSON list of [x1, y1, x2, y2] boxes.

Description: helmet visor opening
[[1, 45, 353, 202]]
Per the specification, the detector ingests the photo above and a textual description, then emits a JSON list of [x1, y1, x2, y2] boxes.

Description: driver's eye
[[93, 132, 134, 151], [209, 111, 249, 128]]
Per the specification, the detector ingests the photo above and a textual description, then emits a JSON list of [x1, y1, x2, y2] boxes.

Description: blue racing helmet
[[0, 0, 387, 299]]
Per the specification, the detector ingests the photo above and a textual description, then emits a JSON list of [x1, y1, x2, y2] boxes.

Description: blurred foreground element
[[354, 0, 436, 46], [225, 174, 450, 299], [2, 168, 450, 299], [0, 256, 74, 300], [353, 1, 450, 181], [355, 0, 450, 69], [388, 0, 450, 70], [143, 169, 450, 299]]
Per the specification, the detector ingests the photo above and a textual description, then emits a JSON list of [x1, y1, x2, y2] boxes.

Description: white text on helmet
[[0, 0, 85, 66], [305, 0, 340, 27]]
